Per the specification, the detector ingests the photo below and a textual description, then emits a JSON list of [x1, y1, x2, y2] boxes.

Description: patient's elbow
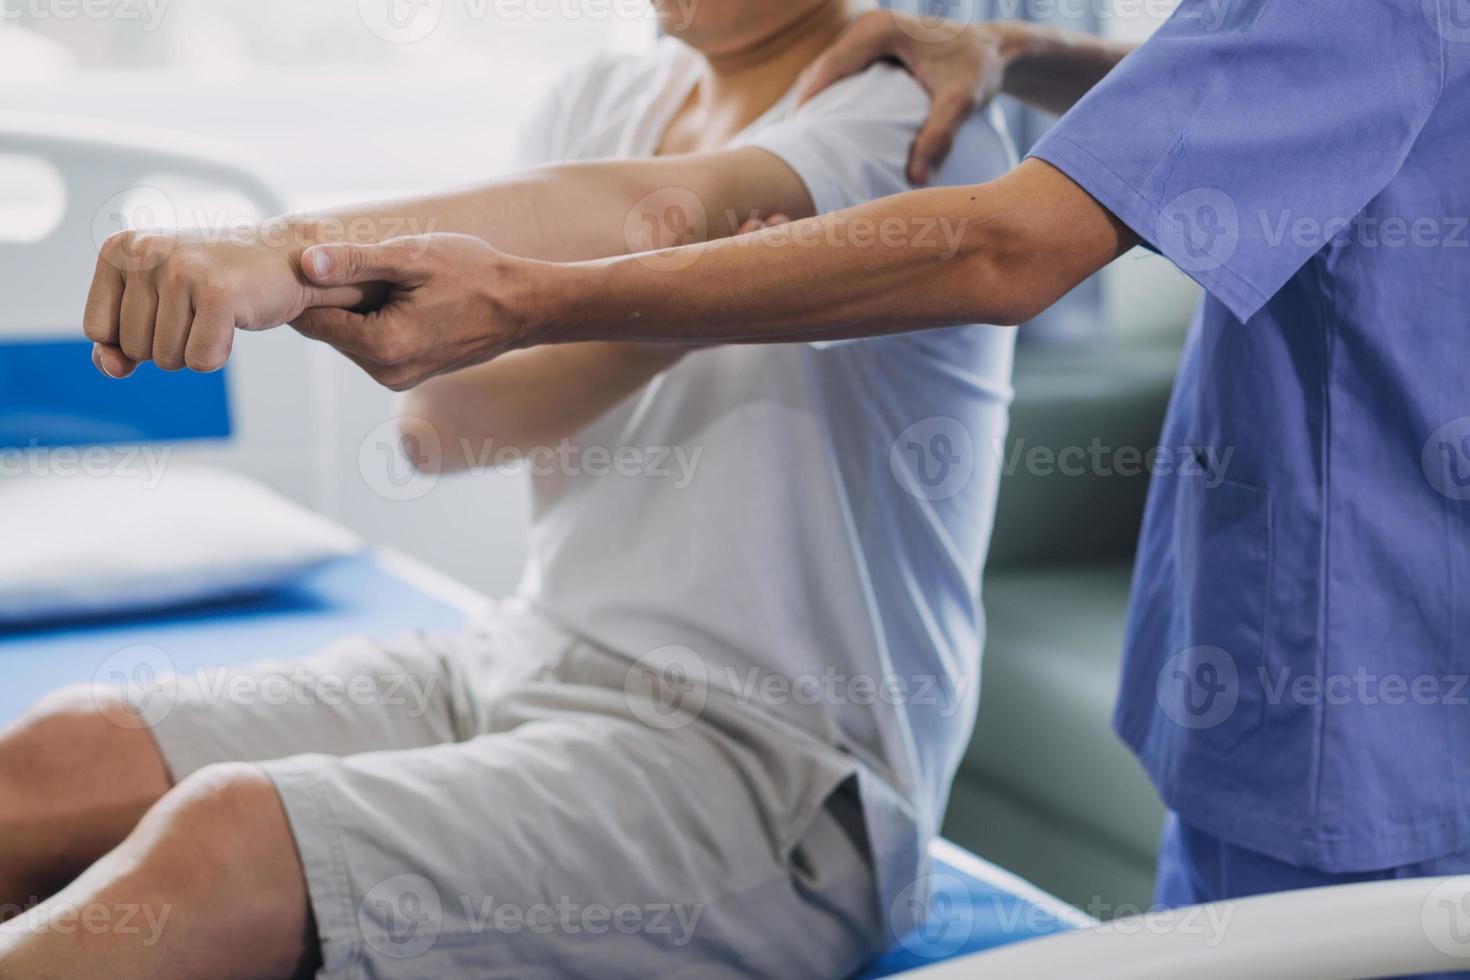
[[396, 396, 446, 474]]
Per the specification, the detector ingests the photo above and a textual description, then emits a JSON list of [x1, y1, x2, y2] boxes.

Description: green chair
[[943, 338, 1181, 916]]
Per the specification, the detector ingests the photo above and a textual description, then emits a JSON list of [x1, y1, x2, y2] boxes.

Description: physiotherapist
[[89, 0, 1470, 939]]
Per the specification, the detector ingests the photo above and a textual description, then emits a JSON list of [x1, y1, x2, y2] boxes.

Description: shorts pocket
[[784, 775, 870, 885]]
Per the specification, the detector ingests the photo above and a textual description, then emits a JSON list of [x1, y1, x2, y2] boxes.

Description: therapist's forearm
[[528, 159, 1137, 346], [992, 21, 1136, 117], [545, 209, 997, 345]]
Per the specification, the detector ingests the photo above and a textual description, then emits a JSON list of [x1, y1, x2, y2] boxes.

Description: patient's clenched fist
[[82, 226, 370, 379]]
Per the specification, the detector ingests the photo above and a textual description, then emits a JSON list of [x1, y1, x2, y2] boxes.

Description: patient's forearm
[[291, 169, 640, 263], [352, 170, 675, 453], [401, 343, 686, 467], [532, 159, 1136, 346], [995, 22, 1136, 117], [290, 149, 806, 264]]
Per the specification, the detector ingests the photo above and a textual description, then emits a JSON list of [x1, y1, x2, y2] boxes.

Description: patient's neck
[[657, 0, 856, 155]]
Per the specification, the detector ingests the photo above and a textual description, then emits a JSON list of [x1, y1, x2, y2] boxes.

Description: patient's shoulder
[[794, 62, 1017, 188], [791, 61, 931, 127], [745, 62, 1017, 215]]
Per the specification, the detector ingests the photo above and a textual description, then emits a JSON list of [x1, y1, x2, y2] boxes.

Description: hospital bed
[[4, 115, 1469, 980], [0, 543, 1091, 977]]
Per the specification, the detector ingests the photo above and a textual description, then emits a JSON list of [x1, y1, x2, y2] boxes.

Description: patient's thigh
[[144, 628, 498, 782], [258, 693, 878, 978]]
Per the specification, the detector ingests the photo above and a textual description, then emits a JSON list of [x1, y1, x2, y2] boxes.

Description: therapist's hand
[[83, 227, 374, 379], [796, 11, 1019, 184], [291, 233, 536, 391]]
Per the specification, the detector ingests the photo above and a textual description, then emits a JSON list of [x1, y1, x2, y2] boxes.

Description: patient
[[2, 1, 1016, 976]]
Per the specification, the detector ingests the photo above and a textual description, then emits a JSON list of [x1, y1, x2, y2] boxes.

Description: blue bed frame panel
[[864, 868, 1074, 976], [0, 338, 230, 448]]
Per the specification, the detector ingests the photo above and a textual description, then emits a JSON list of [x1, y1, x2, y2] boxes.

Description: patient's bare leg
[[0, 687, 171, 915], [0, 763, 317, 980]]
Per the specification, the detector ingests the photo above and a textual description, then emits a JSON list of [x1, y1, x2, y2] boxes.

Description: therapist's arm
[[291, 158, 1139, 390], [544, 159, 1137, 340], [797, 12, 1135, 181], [83, 147, 812, 380]]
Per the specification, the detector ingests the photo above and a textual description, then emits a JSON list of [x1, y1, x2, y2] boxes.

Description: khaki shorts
[[147, 600, 880, 979]]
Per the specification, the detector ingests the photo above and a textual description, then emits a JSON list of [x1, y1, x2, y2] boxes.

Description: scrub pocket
[[1168, 467, 1273, 753]]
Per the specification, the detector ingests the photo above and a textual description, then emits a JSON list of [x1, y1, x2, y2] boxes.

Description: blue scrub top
[[1031, 0, 1470, 872]]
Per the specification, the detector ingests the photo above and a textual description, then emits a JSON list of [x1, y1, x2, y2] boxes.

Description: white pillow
[[0, 465, 360, 623]]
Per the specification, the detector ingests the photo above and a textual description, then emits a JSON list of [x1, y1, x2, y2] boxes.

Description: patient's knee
[[124, 764, 313, 958], [1, 686, 105, 788], [115, 764, 317, 975], [132, 764, 296, 895], [0, 685, 168, 816]]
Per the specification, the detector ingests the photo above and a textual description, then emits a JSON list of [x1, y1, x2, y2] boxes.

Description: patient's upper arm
[[618, 147, 818, 252]]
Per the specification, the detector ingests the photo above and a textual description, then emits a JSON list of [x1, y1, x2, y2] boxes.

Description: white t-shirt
[[512, 37, 1017, 925]]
